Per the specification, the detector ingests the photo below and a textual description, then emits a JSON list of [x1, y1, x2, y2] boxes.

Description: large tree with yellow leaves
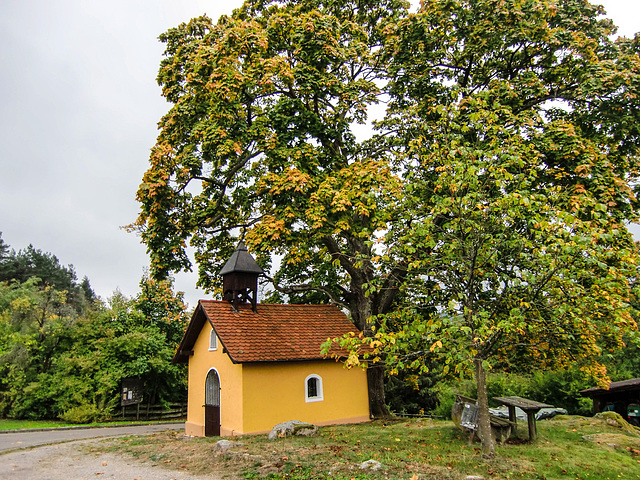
[[133, 0, 640, 437], [131, 0, 411, 417]]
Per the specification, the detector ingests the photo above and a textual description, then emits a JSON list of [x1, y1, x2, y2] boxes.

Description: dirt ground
[[0, 438, 223, 480]]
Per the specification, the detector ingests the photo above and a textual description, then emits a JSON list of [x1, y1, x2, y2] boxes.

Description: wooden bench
[[451, 394, 514, 444]]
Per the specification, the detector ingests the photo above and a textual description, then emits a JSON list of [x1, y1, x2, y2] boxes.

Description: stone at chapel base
[[268, 420, 318, 440]]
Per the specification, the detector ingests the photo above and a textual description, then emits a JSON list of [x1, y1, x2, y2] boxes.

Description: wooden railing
[[120, 403, 187, 422]]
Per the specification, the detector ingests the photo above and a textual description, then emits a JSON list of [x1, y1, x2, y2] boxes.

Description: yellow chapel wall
[[186, 321, 244, 437], [241, 360, 370, 434]]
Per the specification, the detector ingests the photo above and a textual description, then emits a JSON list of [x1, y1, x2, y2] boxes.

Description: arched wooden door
[[204, 369, 221, 436]]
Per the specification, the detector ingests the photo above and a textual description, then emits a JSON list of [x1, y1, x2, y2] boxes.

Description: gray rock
[[258, 464, 281, 475], [213, 439, 243, 452], [268, 420, 318, 440], [465, 476, 485, 480], [359, 459, 383, 471]]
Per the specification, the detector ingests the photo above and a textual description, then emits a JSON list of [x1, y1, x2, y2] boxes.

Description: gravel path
[[0, 438, 223, 480]]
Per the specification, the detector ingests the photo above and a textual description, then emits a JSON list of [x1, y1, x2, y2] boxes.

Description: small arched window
[[305, 374, 323, 402], [209, 328, 218, 351]]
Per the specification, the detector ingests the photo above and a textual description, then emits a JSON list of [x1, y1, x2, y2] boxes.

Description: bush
[[430, 378, 475, 419], [426, 369, 595, 418], [485, 373, 534, 405], [385, 371, 440, 415], [530, 369, 594, 415], [59, 403, 110, 424]]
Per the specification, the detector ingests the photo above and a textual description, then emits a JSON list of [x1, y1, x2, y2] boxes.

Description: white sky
[[0, 0, 638, 309]]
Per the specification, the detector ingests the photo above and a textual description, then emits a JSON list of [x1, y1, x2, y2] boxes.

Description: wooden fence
[[120, 403, 187, 422]]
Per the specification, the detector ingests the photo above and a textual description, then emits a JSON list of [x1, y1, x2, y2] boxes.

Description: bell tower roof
[[219, 241, 264, 276], [220, 241, 263, 312]]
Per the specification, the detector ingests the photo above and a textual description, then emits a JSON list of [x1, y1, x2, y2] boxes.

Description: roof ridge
[[199, 299, 339, 308]]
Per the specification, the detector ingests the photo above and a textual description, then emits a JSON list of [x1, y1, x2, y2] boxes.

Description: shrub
[[385, 371, 440, 415], [427, 369, 595, 418], [430, 378, 476, 419], [530, 369, 594, 415], [60, 403, 110, 424]]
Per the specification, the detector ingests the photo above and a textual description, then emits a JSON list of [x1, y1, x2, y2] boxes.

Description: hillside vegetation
[[0, 233, 188, 422]]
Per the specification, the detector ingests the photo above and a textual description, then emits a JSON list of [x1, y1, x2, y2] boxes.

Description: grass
[[0, 419, 76, 430], [87, 415, 640, 480], [0, 418, 179, 431]]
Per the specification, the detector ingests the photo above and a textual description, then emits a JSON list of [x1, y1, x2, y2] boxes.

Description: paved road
[[0, 423, 184, 453]]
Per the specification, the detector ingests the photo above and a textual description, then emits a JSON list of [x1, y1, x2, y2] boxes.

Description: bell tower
[[219, 241, 264, 312]]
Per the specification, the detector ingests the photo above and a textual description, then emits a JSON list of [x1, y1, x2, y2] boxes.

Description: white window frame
[[209, 327, 218, 351], [305, 374, 324, 403]]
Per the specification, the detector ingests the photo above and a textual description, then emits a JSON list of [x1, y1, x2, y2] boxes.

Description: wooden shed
[[580, 378, 640, 426]]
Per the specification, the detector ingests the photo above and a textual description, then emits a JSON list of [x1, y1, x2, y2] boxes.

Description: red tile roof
[[173, 300, 361, 364]]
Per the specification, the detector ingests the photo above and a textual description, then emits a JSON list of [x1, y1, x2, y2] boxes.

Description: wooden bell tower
[[219, 241, 264, 312]]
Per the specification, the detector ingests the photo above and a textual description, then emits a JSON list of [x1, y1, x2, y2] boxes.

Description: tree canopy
[[0, 237, 188, 421], [0, 233, 96, 314], [133, 0, 640, 442], [130, 0, 413, 416], [328, 0, 640, 456]]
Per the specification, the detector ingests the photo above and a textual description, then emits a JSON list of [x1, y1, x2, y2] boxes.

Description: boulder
[[595, 411, 640, 435], [213, 439, 243, 452], [258, 464, 281, 476], [359, 459, 383, 471], [268, 420, 318, 440]]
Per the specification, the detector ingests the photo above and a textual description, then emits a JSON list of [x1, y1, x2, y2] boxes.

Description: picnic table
[[493, 396, 553, 441]]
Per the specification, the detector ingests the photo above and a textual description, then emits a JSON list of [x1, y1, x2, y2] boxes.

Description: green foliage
[[135, 274, 188, 346], [0, 278, 79, 418], [130, 0, 414, 331], [431, 370, 596, 419], [325, 0, 640, 456], [130, 0, 416, 417], [59, 403, 109, 424], [430, 379, 476, 420], [0, 269, 188, 420], [0, 235, 96, 314], [602, 332, 640, 381], [529, 370, 594, 416], [132, 0, 640, 432], [384, 370, 440, 415]]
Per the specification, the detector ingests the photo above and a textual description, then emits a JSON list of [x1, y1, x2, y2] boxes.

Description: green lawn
[[0, 418, 173, 431], [0, 419, 76, 430]]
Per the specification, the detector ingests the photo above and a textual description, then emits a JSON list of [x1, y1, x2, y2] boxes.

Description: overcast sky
[[1, 0, 638, 309]]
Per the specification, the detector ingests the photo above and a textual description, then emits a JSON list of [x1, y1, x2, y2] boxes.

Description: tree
[[363, 0, 640, 457], [55, 290, 188, 419], [0, 241, 96, 315], [0, 233, 9, 262], [130, 0, 412, 416], [0, 283, 188, 420], [0, 278, 77, 418], [132, 0, 640, 430], [135, 274, 188, 347], [0, 245, 74, 290]]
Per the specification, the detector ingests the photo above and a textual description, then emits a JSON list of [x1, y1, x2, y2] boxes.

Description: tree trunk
[[346, 283, 390, 418], [474, 357, 495, 459], [367, 363, 389, 418]]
